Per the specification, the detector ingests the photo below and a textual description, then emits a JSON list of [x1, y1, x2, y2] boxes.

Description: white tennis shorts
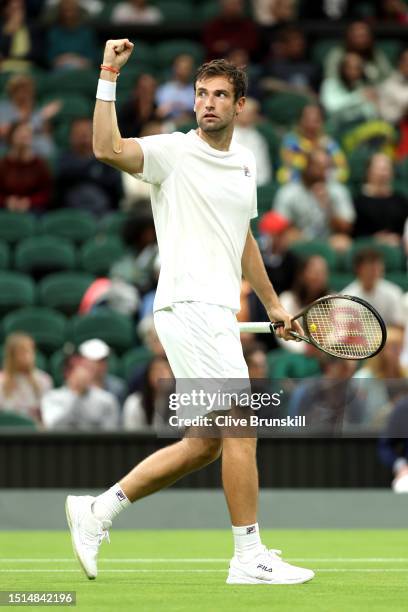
[[154, 301, 249, 379]]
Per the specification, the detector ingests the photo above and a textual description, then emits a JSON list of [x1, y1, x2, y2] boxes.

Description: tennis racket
[[239, 294, 387, 360]]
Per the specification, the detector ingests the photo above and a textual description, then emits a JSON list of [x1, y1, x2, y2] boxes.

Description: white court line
[[1, 568, 408, 574], [2, 558, 408, 563]]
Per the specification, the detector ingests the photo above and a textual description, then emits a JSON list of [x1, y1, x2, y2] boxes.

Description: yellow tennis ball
[[309, 323, 317, 332]]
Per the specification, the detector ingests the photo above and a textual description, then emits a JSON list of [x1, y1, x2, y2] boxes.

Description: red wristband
[[100, 64, 120, 75]]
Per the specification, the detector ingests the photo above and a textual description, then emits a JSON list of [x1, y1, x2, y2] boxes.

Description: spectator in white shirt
[[343, 248, 405, 327], [378, 48, 408, 125], [41, 355, 120, 430], [233, 98, 272, 186], [156, 54, 195, 122], [111, 0, 162, 24]]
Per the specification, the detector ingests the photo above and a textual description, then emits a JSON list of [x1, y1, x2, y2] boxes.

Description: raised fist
[[102, 39, 135, 71]]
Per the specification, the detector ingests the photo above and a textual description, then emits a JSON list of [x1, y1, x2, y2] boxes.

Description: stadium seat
[[121, 346, 153, 381], [38, 272, 95, 315], [263, 92, 311, 128], [0, 411, 37, 428], [99, 212, 128, 235], [80, 236, 125, 276], [199, 0, 221, 21], [0, 241, 11, 270], [329, 273, 355, 293], [257, 182, 278, 216], [311, 39, 338, 66], [0, 272, 36, 314], [0, 344, 47, 371], [69, 309, 135, 354], [155, 0, 195, 22], [39, 209, 96, 244], [267, 350, 321, 379], [14, 235, 76, 278], [289, 240, 337, 270], [377, 39, 403, 64], [154, 40, 204, 69], [53, 94, 94, 122], [386, 272, 408, 292], [0, 211, 36, 243], [39, 68, 99, 101], [49, 346, 120, 386], [255, 122, 281, 172], [2, 307, 67, 354]]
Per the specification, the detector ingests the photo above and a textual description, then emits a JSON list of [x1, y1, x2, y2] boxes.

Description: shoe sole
[[226, 573, 315, 585], [65, 496, 96, 581]]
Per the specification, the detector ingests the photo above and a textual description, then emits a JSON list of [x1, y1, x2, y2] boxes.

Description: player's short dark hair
[[353, 247, 383, 270], [194, 59, 248, 101]]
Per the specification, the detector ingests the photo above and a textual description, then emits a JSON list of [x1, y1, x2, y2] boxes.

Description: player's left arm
[[241, 228, 302, 340]]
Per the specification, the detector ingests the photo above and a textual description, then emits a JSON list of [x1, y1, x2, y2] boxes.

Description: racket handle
[[238, 322, 274, 333]]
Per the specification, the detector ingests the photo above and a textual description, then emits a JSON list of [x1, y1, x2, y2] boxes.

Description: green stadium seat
[[99, 212, 128, 235], [2, 307, 67, 354], [0, 272, 36, 314], [345, 239, 405, 273], [121, 346, 153, 381], [289, 240, 337, 270], [39, 209, 96, 244], [267, 349, 321, 379], [69, 309, 135, 354], [38, 272, 95, 315], [199, 0, 221, 21], [0, 344, 47, 371], [377, 39, 403, 64], [15, 235, 76, 277], [329, 273, 355, 293], [0, 411, 37, 428], [263, 92, 311, 128], [257, 182, 278, 216], [49, 346, 120, 386], [154, 0, 195, 22], [311, 39, 338, 66], [386, 272, 408, 292], [38, 68, 98, 101], [154, 40, 204, 69], [255, 122, 281, 171], [80, 236, 125, 276], [0, 241, 11, 270], [0, 211, 36, 243], [53, 94, 94, 122]]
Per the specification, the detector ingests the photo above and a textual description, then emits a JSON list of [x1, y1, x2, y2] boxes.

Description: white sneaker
[[65, 495, 111, 580], [226, 547, 315, 585]]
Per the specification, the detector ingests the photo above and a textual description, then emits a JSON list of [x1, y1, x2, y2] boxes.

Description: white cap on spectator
[[79, 339, 110, 361]]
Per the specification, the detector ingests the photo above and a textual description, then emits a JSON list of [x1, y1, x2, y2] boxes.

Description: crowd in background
[[0, 0, 407, 483]]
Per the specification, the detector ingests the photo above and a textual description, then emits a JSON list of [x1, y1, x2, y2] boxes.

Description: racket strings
[[305, 298, 383, 359]]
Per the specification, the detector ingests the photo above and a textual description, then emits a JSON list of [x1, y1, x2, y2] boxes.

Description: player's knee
[[184, 437, 223, 465]]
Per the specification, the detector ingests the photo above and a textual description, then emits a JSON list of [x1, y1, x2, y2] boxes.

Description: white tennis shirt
[[133, 130, 258, 313]]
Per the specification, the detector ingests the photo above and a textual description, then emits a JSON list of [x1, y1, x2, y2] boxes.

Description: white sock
[[232, 523, 262, 561], [92, 484, 131, 522]]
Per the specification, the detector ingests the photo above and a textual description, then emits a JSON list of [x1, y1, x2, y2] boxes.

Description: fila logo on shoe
[[257, 564, 273, 573]]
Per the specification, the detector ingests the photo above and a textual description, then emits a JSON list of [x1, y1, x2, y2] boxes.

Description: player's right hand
[[102, 39, 134, 71]]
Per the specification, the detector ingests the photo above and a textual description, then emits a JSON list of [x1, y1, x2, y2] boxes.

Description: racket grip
[[238, 322, 274, 334]]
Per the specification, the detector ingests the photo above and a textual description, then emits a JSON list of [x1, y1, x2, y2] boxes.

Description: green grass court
[[1, 530, 408, 611]]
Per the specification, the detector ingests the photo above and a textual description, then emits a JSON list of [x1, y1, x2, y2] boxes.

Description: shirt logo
[[243, 165, 251, 177]]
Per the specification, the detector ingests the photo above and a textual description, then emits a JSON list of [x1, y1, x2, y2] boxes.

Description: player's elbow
[[93, 145, 113, 163]]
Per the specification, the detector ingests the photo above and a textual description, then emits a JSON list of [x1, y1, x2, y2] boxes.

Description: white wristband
[[96, 79, 116, 102]]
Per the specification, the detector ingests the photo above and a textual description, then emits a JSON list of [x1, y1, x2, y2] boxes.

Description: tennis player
[[65, 39, 314, 585]]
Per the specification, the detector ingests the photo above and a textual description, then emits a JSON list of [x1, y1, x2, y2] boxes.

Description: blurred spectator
[[41, 355, 120, 430], [47, 0, 98, 70], [353, 153, 408, 243], [298, 2, 351, 20], [274, 148, 355, 246], [343, 248, 405, 327], [378, 395, 408, 493], [324, 21, 392, 84], [263, 26, 320, 95], [244, 342, 268, 379], [320, 52, 378, 126], [374, 0, 408, 23], [127, 316, 165, 394], [110, 210, 158, 295], [123, 356, 173, 429], [0, 120, 52, 213], [355, 327, 407, 429], [203, 0, 259, 61], [0, 0, 44, 72], [0, 333, 52, 425], [156, 54, 195, 122], [0, 73, 60, 159], [277, 104, 348, 184], [55, 117, 123, 214], [118, 74, 159, 139], [288, 356, 359, 433], [252, 0, 296, 27], [278, 254, 330, 353], [78, 278, 139, 317], [378, 48, 408, 125], [233, 98, 272, 186], [112, 0, 162, 24], [44, 0, 103, 18], [78, 339, 126, 406]]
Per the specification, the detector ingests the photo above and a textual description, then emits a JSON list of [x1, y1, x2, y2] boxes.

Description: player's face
[[195, 76, 244, 133]]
